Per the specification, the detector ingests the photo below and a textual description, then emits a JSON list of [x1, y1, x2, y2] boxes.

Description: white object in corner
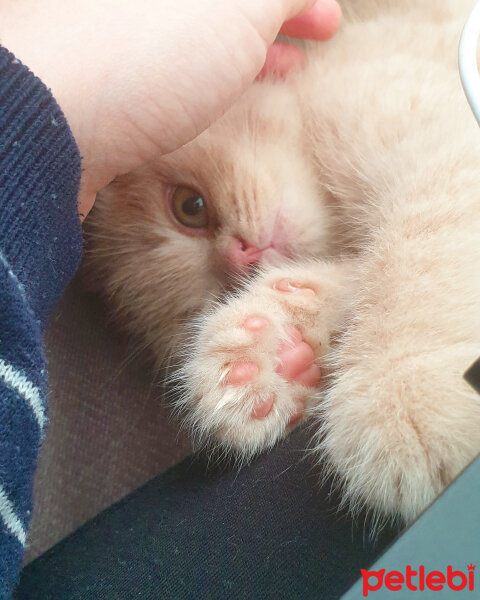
[[459, 0, 480, 125]]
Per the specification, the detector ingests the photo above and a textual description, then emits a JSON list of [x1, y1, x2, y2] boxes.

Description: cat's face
[[88, 80, 330, 362]]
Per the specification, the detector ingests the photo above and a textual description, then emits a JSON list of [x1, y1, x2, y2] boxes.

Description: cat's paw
[[178, 267, 336, 456], [315, 322, 480, 524]]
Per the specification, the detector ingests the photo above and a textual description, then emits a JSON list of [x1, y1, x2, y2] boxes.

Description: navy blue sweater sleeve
[[0, 47, 82, 598]]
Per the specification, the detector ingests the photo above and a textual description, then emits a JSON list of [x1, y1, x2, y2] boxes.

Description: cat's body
[[87, 0, 480, 522], [298, 0, 480, 520]]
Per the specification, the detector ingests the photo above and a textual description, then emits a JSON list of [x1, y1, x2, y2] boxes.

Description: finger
[[280, 0, 342, 40], [256, 42, 304, 80], [239, 0, 318, 47], [280, 0, 317, 21]]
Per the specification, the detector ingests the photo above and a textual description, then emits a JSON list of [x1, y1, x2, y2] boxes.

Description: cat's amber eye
[[171, 186, 208, 229]]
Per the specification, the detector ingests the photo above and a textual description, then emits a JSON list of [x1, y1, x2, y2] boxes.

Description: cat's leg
[[315, 213, 480, 523], [178, 260, 350, 456]]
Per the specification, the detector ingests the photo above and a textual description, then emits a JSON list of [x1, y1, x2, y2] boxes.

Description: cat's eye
[[171, 186, 208, 229]]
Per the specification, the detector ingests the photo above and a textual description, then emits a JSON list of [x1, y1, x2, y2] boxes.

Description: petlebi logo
[[361, 564, 476, 596]]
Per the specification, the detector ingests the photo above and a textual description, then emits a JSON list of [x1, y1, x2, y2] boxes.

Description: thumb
[[281, 0, 342, 40], [238, 0, 340, 47], [281, 0, 320, 21]]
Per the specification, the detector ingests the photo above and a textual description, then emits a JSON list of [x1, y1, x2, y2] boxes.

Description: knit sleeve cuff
[[0, 47, 83, 326]]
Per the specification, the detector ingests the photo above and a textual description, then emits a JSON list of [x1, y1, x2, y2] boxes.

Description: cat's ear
[[256, 42, 304, 81]]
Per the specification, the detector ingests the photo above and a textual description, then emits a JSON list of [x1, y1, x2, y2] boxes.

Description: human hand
[[0, 0, 341, 218]]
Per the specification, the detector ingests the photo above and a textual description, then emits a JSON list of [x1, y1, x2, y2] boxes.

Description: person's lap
[[14, 427, 398, 600]]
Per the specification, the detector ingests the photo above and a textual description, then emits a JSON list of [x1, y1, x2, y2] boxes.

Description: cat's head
[[86, 78, 330, 363]]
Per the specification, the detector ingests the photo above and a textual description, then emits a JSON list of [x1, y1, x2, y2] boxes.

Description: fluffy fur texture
[[86, 0, 480, 523]]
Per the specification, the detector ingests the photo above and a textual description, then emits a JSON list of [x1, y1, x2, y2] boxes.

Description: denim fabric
[[15, 427, 398, 600]]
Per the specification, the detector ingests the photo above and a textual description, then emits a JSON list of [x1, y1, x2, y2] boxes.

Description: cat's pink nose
[[226, 237, 264, 270]]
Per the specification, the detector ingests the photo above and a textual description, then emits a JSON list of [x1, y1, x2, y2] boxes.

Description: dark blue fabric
[[14, 428, 398, 600], [0, 47, 82, 598]]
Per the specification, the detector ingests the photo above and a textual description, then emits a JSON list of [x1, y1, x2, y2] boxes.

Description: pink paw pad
[[242, 315, 269, 332], [251, 395, 275, 419], [227, 362, 259, 385], [276, 327, 321, 387], [274, 278, 316, 296]]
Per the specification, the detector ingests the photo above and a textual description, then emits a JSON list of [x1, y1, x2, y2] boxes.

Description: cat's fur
[[86, 0, 480, 523]]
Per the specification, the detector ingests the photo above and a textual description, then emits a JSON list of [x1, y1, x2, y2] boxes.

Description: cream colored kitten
[[86, 82, 330, 366], [88, 0, 480, 524]]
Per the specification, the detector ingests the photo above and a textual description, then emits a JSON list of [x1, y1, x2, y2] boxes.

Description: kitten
[[86, 81, 330, 366], [87, 0, 480, 524]]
